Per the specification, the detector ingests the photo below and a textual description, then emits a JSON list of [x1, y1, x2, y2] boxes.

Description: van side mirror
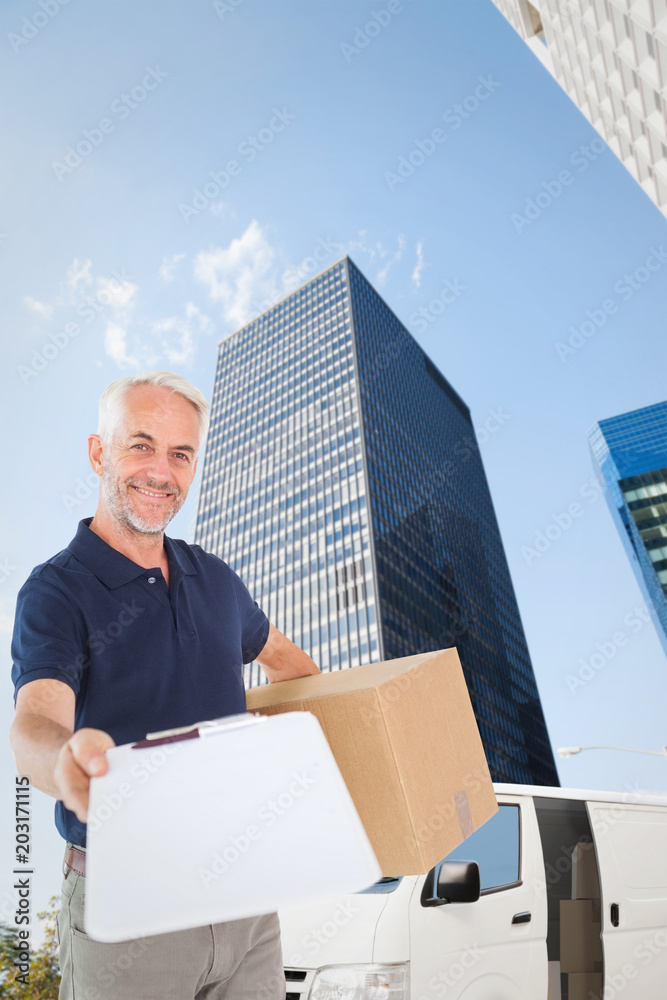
[[421, 860, 481, 907]]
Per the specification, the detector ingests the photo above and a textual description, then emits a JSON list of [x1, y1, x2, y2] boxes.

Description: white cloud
[[22, 257, 128, 324], [95, 274, 137, 309], [186, 302, 213, 330], [158, 253, 186, 283], [151, 303, 213, 367], [163, 327, 194, 366], [22, 295, 54, 318], [21, 254, 212, 372], [104, 322, 139, 368], [21, 257, 92, 319], [65, 258, 93, 297], [376, 235, 406, 287], [194, 219, 281, 329], [346, 233, 381, 263], [95, 271, 140, 369], [346, 232, 406, 288], [412, 241, 425, 289]]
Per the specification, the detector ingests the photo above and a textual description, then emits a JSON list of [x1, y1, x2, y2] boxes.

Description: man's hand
[[257, 623, 321, 683], [53, 728, 116, 824], [10, 681, 116, 823]]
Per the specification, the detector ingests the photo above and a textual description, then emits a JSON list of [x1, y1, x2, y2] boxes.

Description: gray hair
[[98, 370, 210, 451]]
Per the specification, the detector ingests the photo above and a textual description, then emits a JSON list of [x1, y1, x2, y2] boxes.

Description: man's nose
[[144, 449, 172, 484]]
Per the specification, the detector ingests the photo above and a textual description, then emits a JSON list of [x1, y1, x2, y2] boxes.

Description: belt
[[64, 844, 86, 877]]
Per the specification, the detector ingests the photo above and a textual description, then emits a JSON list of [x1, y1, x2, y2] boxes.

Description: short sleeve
[[229, 570, 270, 664], [11, 577, 88, 703]]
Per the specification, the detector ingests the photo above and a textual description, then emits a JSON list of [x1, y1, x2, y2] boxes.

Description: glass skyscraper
[[194, 257, 558, 786], [589, 401, 667, 657]]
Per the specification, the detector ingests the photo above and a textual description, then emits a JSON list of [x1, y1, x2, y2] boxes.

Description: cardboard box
[[568, 972, 603, 1000], [571, 841, 600, 900], [246, 648, 498, 875], [560, 899, 603, 974], [547, 961, 561, 1000]]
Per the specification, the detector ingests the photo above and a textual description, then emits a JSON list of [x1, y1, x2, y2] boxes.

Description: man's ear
[[190, 455, 199, 482], [88, 434, 104, 477]]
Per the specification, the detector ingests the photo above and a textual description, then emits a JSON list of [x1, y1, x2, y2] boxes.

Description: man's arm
[[9, 678, 114, 823], [256, 623, 321, 683]]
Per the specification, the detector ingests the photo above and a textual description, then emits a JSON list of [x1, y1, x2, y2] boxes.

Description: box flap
[[246, 650, 442, 709]]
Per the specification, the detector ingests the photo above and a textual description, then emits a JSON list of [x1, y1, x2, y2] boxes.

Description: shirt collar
[[68, 517, 197, 590]]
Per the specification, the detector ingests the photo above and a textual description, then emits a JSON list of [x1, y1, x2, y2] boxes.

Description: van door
[[587, 799, 667, 998], [408, 796, 548, 999]]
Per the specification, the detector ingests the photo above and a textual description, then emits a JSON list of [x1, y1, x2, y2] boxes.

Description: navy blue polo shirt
[[11, 517, 270, 848]]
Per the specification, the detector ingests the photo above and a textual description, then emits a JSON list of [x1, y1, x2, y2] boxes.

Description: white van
[[278, 783, 667, 1000]]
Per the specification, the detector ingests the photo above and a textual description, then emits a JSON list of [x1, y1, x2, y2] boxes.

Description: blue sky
[[2, 0, 667, 938]]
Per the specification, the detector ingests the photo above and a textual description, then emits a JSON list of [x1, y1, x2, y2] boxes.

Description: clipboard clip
[[131, 712, 268, 749]]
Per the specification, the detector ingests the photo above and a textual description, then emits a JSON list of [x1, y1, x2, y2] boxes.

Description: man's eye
[[174, 453, 189, 461]]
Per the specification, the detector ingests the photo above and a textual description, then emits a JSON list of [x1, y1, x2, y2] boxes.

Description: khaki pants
[[57, 853, 286, 999]]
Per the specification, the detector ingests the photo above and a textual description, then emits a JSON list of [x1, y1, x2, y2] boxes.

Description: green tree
[[0, 896, 60, 999]]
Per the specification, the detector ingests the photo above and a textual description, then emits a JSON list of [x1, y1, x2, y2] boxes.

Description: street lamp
[[558, 745, 667, 759]]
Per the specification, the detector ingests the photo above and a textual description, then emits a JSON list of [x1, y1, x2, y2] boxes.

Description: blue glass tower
[[194, 257, 558, 786], [589, 401, 667, 657]]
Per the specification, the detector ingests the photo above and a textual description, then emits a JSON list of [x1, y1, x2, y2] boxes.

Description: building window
[[632, 69, 638, 90], [655, 90, 662, 113], [647, 32, 654, 58], [525, 1, 544, 40], [623, 14, 631, 38]]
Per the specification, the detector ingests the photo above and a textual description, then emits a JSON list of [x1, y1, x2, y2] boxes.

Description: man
[[10, 370, 320, 999]]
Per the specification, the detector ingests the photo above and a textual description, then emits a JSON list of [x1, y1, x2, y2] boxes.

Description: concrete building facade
[[491, 0, 667, 216]]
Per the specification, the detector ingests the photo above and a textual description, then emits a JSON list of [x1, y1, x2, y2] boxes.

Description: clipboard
[[84, 711, 381, 942]]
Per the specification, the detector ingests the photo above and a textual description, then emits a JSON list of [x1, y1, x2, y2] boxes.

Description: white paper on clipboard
[[84, 711, 381, 942]]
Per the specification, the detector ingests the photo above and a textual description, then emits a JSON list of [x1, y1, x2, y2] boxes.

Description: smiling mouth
[[130, 485, 173, 500]]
